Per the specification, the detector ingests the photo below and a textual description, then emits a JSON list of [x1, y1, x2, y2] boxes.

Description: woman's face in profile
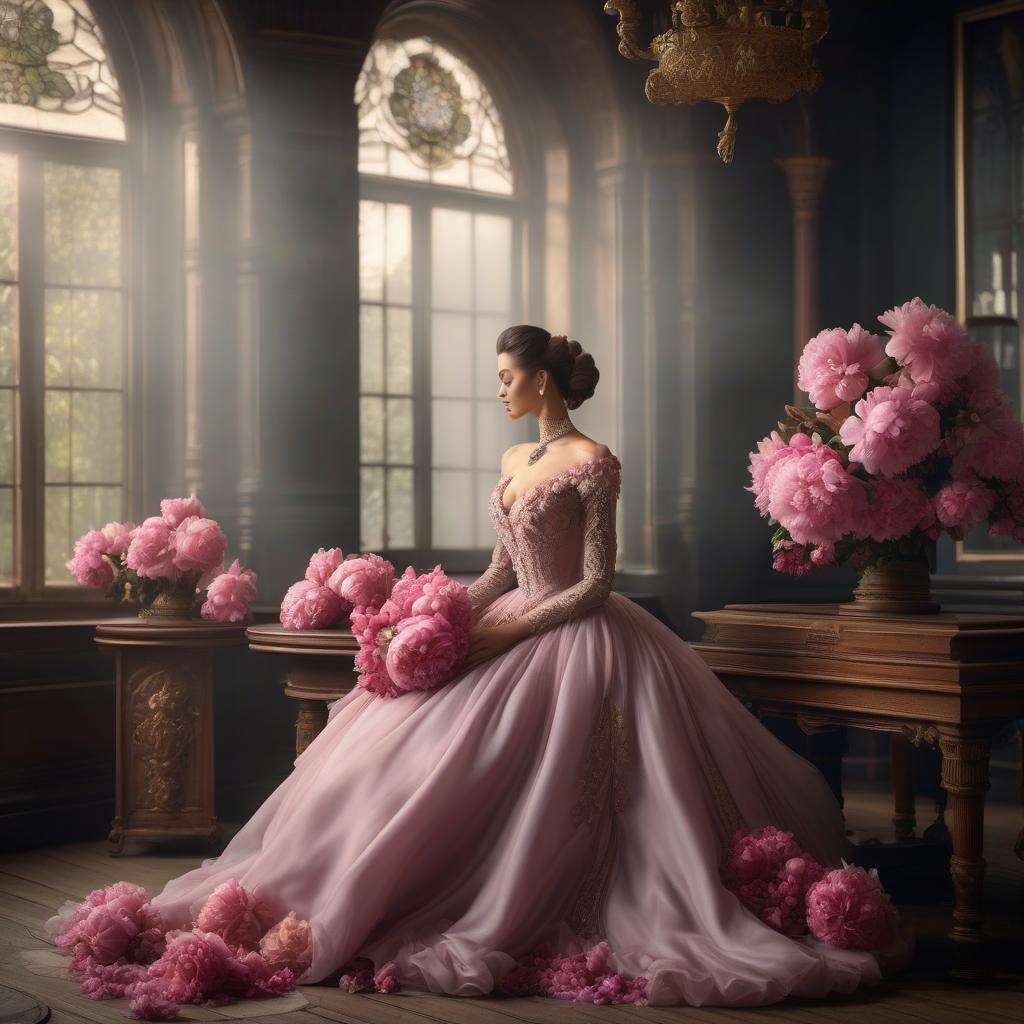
[[497, 353, 536, 420]]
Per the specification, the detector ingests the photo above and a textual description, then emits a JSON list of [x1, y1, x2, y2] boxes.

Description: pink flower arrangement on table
[[66, 494, 258, 622], [280, 548, 474, 699], [720, 825, 900, 951], [748, 298, 1024, 574], [45, 876, 400, 1020]]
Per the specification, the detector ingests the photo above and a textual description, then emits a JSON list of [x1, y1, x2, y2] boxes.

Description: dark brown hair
[[495, 325, 600, 410]]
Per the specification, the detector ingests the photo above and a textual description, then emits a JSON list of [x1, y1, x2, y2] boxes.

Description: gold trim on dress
[[566, 696, 630, 937]]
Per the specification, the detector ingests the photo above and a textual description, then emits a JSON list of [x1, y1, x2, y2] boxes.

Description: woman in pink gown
[[54, 326, 908, 1008]]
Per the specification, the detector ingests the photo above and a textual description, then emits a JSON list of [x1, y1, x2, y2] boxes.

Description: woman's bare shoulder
[[569, 438, 612, 463]]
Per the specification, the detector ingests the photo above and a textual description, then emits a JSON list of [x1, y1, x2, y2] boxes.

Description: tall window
[[0, 0, 126, 596], [356, 36, 527, 562]]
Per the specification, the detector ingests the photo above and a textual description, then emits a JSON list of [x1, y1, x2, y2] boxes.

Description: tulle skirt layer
[[150, 590, 896, 1006]]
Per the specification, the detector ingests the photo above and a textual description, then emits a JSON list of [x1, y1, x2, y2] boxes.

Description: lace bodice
[[466, 452, 621, 635]]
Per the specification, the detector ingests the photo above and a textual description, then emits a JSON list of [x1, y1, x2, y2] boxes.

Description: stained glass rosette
[[357, 37, 513, 195], [0, 0, 124, 140]]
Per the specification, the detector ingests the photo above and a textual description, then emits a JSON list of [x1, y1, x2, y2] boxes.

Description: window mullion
[[19, 151, 44, 596], [411, 196, 431, 563]]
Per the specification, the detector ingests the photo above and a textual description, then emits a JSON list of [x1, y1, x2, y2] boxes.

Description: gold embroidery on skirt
[[690, 711, 746, 840], [567, 696, 630, 937]]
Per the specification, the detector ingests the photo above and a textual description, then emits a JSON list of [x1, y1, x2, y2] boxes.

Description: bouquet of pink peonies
[[279, 547, 396, 630], [280, 548, 473, 698], [66, 495, 257, 622], [747, 298, 1024, 575], [350, 564, 474, 698]]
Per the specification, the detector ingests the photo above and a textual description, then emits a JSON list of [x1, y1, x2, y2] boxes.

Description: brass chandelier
[[603, 1, 829, 163]]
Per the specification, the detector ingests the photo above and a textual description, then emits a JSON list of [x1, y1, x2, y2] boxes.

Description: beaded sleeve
[[522, 463, 619, 636], [466, 537, 515, 616]]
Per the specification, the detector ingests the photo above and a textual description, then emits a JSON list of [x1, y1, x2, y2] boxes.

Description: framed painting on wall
[[955, 0, 1024, 561]]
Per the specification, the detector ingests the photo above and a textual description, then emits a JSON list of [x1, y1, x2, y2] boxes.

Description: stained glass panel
[[357, 37, 513, 195], [0, 1, 124, 140]]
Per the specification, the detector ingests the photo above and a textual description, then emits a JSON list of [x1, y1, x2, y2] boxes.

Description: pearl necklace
[[528, 416, 575, 465]]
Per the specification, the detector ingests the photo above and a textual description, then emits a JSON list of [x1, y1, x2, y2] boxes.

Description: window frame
[[0, 126, 131, 606], [358, 171, 527, 572]]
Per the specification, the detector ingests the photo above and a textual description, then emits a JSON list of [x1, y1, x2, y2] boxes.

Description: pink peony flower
[[721, 827, 824, 938], [878, 297, 972, 387], [951, 414, 1024, 483], [195, 879, 276, 951], [259, 912, 313, 977], [747, 432, 808, 516], [408, 566, 473, 638], [771, 539, 814, 576], [352, 600, 404, 698], [497, 942, 647, 1004], [279, 579, 344, 630], [866, 478, 934, 542], [385, 613, 468, 694], [766, 441, 868, 545], [201, 560, 258, 623], [160, 495, 206, 529], [141, 929, 235, 1004], [305, 547, 345, 586], [327, 552, 395, 614], [958, 339, 1003, 412], [128, 990, 180, 1020], [67, 529, 116, 589], [387, 564, 425, 618], [79, 961, 149, 1000], [338, 956, 377, 993], [809, 543, 836, 567], [838, 385, 941, 477], [372, 961, 402, 994], [989, 482, 1024, 542], [797, 324, 888, 409], [101, 520, 136, 557], [806, 863, 900, 950], [933, 477, 996, 538], [172, 516, 227, 574], [127, 517, 179, 580]]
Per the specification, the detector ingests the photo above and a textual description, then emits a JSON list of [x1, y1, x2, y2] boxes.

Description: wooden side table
[[245, 623, 358, 756], [691, 602, 1024, 956], [96, 618, 248, 855]]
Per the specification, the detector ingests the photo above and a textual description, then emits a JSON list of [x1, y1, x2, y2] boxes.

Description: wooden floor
[[1, 782, 1021, 1024]]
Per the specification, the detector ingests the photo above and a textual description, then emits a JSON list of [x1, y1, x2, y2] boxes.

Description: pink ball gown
[[66, 452, 906, 1006]]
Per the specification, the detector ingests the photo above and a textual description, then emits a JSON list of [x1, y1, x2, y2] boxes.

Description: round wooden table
[[245, 623, 358, 755]]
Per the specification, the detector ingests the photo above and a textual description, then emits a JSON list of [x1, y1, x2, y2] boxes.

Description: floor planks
[[1, 781, 1021, 1024]]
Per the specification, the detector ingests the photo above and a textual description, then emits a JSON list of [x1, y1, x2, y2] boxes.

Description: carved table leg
[[891, 732, 916, 841], [295, 699, 328, 756], [107, 817, 126, 856], [938, 725, 993, 976]]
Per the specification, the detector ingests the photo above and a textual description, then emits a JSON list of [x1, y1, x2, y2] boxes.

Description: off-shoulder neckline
[[495, 452, 620, 516]]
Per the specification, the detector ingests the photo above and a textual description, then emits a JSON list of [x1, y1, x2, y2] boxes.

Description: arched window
[[356, 36, 527, 563], [0, 0, 126, 595]]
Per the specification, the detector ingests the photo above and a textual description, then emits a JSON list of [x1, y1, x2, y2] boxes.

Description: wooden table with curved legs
[[245, 623, 358, 755], [691, 602, 1024, 976]]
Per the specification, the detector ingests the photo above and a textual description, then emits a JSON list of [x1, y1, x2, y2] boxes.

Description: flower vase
[[837, 542, 940, 617], [138, 578, 200, 623]]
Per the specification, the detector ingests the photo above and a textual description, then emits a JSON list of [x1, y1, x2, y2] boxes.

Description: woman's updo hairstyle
[[495, 325, 600, 410]]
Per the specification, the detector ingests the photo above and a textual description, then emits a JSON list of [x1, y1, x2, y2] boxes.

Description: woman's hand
[[462, 620, 530, 674]]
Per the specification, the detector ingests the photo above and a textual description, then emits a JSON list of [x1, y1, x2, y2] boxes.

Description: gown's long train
[[56, 453, 910, 1007]]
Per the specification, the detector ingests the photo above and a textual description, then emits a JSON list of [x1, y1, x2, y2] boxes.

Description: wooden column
[[777, 156, 833, 402], [97, 619, 247, 855]]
